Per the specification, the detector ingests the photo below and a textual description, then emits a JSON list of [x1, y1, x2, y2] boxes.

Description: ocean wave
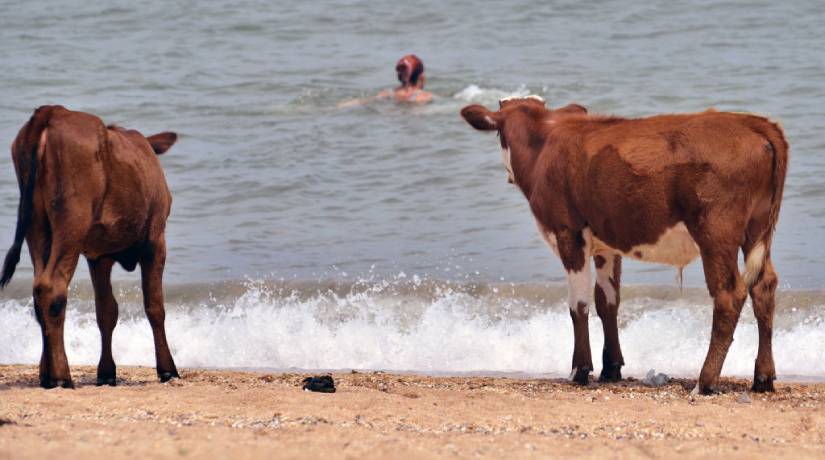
[[1, 279, 823, 379], [453, 84, 538, 106]]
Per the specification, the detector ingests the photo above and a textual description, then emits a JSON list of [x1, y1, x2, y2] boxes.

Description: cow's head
[[460, 96, 587, 184]]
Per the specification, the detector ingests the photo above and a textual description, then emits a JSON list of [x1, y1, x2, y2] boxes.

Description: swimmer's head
[[396, 54, 425, 87]]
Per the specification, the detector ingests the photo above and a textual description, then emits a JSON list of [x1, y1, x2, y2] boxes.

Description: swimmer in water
[[338, 54, 433, 107]]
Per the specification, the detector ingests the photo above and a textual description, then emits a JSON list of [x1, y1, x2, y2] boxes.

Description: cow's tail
[[743, 118, 788, 288], [0, 106, 54, 289]]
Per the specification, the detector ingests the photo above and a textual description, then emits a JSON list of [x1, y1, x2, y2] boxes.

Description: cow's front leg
[[557, 229, 593, 385], [88, 257, 118, 386], [594, 254, 624, 382]]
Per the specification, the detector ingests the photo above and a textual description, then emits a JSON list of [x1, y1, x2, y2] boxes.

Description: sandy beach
[[1, 365, 823, 459]]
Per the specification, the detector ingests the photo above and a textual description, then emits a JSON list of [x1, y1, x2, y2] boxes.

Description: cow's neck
[[509, 141, 542, 199]]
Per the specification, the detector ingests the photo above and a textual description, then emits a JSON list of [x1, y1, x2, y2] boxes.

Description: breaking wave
[[1, 277, 823, 379], [453, 84, 537, 106]]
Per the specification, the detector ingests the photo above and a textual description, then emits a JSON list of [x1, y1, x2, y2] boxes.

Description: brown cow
[[461, 96, 788, 394], [0, 105, 180, 388]]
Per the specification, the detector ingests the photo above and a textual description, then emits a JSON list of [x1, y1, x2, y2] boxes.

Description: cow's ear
[[556, 104, 587, 115], [461, 105, 499, 131], [146, 132, 178, 155]]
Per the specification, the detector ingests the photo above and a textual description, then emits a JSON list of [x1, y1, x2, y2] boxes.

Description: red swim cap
[[396, 54, 424, 86]]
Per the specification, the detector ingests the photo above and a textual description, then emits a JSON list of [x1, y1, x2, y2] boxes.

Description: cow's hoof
[[159, 371, 180, 383], [752, 374, 776, 393], [96, 377, 117, 387], [41, 378, 74, 389], [572, 367, 592, 386], [598, 363, 622, 383], [691, 382, 719, 396]]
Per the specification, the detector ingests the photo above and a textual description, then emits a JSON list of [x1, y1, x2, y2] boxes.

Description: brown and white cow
[[461, 96, 788, 394], [1, 105, 179, 388]]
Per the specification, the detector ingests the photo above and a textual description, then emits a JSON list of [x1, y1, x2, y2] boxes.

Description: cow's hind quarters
[[572, 366, 592, 386], [752, 373, 776, 393]]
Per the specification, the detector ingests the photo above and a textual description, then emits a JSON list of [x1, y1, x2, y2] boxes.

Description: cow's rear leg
[[33, 248, 80, 389], [26, 222, 51, 385], [694, 244, 747, 395], [88, 257, 118, 386], [594, 254, 623, 382], [749, 256, 778, 392], [139, 237, 179, 382]]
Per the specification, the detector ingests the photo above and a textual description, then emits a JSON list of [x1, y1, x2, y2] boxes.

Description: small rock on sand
[[643, 369, 669, 387]]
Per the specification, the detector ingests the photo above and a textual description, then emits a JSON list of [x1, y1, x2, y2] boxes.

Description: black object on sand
[[302, 375, 336, 393]]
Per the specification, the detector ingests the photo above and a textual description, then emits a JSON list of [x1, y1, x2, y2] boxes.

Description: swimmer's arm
[[337, 98, 369, 108], [337, 89, 393, 108], [413, 91, 433, 103]]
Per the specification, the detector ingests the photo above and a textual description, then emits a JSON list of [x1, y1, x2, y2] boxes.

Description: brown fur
[[461, 98, 788, 394], [1, 105, 179, 388]]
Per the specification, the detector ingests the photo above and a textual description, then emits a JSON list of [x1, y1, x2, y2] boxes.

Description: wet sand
[[1, 365, 823, 459]]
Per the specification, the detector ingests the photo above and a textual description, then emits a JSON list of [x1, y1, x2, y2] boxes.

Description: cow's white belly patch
[[591, 222, 700, 268]]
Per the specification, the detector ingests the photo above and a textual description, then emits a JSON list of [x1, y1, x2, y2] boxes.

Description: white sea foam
[[1, 281, 823, 379], [453, 84, 534, 106]]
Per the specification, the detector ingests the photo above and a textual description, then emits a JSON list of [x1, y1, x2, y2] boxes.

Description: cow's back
[[561, 111, 782, 253], [581, 112, 773, 175]]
